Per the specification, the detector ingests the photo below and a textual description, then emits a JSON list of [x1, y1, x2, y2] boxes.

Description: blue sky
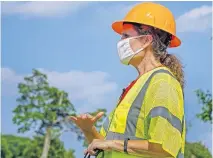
[[1, 1, 212, 157]]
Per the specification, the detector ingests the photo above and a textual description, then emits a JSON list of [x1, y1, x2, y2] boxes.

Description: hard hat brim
[[112, 21, 181, 48]]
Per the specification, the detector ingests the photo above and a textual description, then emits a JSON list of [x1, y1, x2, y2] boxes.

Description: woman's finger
[[70, 116, 77, 121], [87, 149, 95, 156], [79, 114, 84, 118], [92, 112, 104, 122], [87, 143, 96, 156], [82, 114, 87, 119]]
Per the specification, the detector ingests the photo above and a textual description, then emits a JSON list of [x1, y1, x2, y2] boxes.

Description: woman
[[71, 2, 185, 158]]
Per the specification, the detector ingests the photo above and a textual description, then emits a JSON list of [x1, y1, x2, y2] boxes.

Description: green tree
[[64, 149, 75, 158], [185, 141, 212, 158], [1, 136, 12, 158], [12, 69, 80, 158], [195, 90, 212, 123], [183, 89, 212, 158], [1, 134, 75, 158], [23, 136, 69, 158], [1, 134, 31, 158]]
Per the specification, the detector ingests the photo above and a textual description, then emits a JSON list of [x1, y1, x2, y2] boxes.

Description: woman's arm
[[110, 140, 172, 157], [86, 139, 172, 157], [83, 126, 104, 144]]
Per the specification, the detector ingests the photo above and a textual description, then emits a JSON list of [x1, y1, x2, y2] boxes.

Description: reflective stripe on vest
[[147, 106, 182, 134]]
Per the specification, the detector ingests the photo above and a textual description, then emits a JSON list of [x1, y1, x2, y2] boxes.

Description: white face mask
[[117, 35, 146, 65]]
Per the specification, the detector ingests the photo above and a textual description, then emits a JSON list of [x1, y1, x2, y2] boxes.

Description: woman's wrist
[[82, 126, 96, 134], [107, 140, 124, 152]]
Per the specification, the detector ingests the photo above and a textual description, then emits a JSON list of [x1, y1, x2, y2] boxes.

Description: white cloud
[[1, 68, 24, 96], [176, 5, 212, 32], [2, 68, 23, 83], [1, 1, 89, 18], [2, 68, 118, 109]]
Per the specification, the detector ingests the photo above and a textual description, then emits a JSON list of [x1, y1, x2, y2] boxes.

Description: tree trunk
[[40, 127, 51, 158], [40, 92, 64, 158]]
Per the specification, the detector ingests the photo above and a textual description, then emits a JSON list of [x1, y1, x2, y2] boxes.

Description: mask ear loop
[[134, 47, 144, 54], [140, 34, 153, 45], [132, 35, 153, 53]]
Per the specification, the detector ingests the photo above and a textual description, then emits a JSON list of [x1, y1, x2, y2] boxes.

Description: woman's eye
[[122, 34, 129, 39], [125, 34, 129, 38]]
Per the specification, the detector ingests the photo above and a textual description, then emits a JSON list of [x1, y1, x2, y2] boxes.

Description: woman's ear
[[147, 35, 153, 43], [141, 35, 153, 48]]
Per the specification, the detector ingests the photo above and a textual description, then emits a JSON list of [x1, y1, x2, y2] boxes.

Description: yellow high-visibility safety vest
[[99, 67, 186, 158]]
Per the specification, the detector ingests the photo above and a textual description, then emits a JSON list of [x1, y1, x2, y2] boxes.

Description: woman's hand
[[84, 139, 113, 156], [70, 112, 104, 133]]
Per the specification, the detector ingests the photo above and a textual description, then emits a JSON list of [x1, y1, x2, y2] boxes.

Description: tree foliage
[[185, 141, 212, 158], [195, 90, 212, 123], [13, 69, 78, 136], [64, 149, 75, 158], [1, 136, 12, 158], [1, 134, 75, 158]]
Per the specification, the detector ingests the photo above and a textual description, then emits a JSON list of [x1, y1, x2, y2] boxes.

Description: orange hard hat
[[112, 2, 181, 47]]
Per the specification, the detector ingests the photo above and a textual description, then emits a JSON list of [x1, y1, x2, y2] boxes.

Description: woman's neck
[[136, 53, 162, 77]]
